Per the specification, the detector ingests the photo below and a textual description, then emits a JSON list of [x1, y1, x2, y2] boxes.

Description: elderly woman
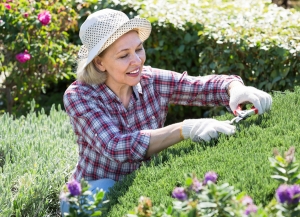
[[61, 8, 272, 214]]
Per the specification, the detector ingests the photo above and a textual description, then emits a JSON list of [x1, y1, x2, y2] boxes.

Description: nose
[[130, 52, 142, 65]]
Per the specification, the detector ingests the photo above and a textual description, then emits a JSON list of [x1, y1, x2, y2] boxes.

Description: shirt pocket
[[139, 107, 161, 130]]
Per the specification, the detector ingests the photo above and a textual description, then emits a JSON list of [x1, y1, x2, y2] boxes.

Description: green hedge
[[103, 87, 300, 217], [1, 87, 300, 216]]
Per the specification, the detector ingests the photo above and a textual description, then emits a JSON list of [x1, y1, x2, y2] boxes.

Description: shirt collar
[[92, 82, 143, 103]]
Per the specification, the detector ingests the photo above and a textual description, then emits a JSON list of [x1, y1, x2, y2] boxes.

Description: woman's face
[[94, 30, 146, 89]]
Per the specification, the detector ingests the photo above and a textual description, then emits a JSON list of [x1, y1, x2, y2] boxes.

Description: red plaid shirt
[[63, 66, 243, 181]]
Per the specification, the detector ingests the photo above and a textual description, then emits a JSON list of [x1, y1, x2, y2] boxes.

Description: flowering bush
[[60, 179, 107, 217], [0, 0, 79, 115], [126, 147, 300, 217]]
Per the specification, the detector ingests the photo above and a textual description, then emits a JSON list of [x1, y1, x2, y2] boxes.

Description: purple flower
[[290, 185, 300, 204], [23, 12, 29, 18], [38, 10, 51, 26], [191, 178, 202, 192], [241, 195, 253, 205], [277, 184, 300, 204], [15, 50, 31, 63], [203, 171, 218, 184], [67, 180, 82, 196], [276, 184, 292, 204], [172, 187, 187, 201], [4, 3, 11, 10], [244, 204, 258, 215]]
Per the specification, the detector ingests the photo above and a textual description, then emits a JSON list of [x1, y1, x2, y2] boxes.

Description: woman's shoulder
[[64, 80, 101, 97]]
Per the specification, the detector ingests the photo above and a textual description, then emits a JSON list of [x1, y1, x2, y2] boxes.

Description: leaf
[[184, 33, 192, 43], [91, 211, 102, 216], [197, 202, 217, 208], [275, 167, 286, 174], [270, 175, 288, 182], [185, 177, 193, 186]]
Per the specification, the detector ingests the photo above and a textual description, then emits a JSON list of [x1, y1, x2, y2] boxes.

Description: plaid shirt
[[63, 66, 243, 181]]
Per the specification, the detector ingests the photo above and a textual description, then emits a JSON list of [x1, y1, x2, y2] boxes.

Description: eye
[[120, 54, 128, 59], [136, 47, 143, 52]]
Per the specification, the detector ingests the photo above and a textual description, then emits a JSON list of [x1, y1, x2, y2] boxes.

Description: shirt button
[[152, 116, 155, 119], [95, 133, 97, 137], [127, 124, 130, 127]]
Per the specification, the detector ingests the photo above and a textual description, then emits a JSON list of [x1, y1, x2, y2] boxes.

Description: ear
[[93, 56, 106, 72]]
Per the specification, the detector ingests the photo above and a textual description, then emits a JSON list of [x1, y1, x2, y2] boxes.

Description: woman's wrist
[[227, 81, 244, 96]]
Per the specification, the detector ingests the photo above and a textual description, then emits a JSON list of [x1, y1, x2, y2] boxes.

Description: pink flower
[[4, 3, 11, 10], [37, 10, 51, 26], [241, 195, 253, 205], [15, 50, 31, 63], [23, 12, 29, 18]]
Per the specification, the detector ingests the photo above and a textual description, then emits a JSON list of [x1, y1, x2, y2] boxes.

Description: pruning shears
[[230, 105, 258, 124]]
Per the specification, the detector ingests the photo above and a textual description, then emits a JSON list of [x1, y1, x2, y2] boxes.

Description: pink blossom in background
[[4, 3, 11, 10], [23, 12, 29, 18], [15, 50, 31, 63], [37, 10, 51, 26]]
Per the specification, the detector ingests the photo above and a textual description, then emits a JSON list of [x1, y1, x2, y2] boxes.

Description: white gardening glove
[[181, 119, 236, 142], [229, 85, 272, 114]]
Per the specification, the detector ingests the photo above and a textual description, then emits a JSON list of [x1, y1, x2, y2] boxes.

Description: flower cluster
[[241, 195, 258, 215], [5, 6, 51, 64], [15, 50, 31, 63], [172, 171, 218, 201], [60, 179, 107, 217], [276, 184, 300, 205], [37, 10, 51, 26]]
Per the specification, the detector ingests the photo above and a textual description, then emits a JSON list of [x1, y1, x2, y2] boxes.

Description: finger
[[208, 130, 219, 139], [214, 123, 236, 135], [265, 94, 272, 111], [244, 94, 263, 114], [229, 100, 239, 113], [198, 133, 211, 142]]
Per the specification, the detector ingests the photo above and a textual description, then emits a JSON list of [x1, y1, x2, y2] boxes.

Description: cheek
[[139, 51, 146, 62]]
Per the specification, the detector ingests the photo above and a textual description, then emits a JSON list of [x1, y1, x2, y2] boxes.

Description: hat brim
[[77, 17, 151, 73]]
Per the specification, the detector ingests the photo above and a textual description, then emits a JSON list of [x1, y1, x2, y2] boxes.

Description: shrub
[[61, 0, 300, 124], [0, 102, 78, 216], [0, 0, 79, 115], [1, 87, 300, 216], [104, 86, 300, 217], [127, 147, 300, 217]]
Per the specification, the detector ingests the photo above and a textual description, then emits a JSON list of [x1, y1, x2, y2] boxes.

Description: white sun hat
[[77, 8, 152, 72]]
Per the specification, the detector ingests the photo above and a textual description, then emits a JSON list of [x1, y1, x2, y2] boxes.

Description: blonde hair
[[76, 58, 107, 85]]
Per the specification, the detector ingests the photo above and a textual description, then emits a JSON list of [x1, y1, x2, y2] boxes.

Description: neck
[[107, 83, 132, 108]]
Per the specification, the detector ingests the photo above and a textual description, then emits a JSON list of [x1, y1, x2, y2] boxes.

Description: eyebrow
[[116, 42, 143, 54]]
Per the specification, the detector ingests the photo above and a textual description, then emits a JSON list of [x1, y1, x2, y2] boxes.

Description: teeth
[[128, 69, 139, 74]]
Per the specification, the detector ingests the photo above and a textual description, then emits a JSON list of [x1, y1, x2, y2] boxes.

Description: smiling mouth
[[126, 69, 139, 74]]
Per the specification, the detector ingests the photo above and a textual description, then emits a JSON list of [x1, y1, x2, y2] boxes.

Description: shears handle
[[233, 105, 258, 116]]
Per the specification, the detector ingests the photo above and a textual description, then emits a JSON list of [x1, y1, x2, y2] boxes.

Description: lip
[[126, 68, 140, 77]]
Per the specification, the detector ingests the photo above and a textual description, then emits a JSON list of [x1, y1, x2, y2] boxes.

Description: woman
[[61, 8, 272, 214]]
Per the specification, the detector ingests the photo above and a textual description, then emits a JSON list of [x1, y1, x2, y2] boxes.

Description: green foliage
[[0, 101, 78, 216], [104, 87, 300, 217], [2, 87, 300, 216], [107, 0, 300, 124], [61, 179, 106, 217], [126, 147, 300, 217], [0, 0, 79, 115]]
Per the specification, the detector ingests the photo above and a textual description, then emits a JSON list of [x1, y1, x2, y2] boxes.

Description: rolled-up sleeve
[[64, 89, 150, 163], [148, 67, 243, 109]]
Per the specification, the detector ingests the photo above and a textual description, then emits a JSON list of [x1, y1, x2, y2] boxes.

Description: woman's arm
[[142, 122, 183, 158]]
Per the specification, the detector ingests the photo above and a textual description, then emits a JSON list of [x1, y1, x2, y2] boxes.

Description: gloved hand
[[229, 85, 272, 114], [181, 119, 236, 142]]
